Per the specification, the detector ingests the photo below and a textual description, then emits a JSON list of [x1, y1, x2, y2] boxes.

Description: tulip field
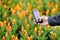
[[0, 0, 60, 40]]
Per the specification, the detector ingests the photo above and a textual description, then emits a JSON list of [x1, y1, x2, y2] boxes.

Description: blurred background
[[0, 0, 60, 40]]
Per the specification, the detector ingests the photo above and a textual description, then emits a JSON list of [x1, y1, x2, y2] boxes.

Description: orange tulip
[[29, 14, 33, 20], [18, 13, 23, 19], [46, 9, 49, 15], [34, 27, 37, 33], [11, 35, 15, 40], [47, 2, 51, 7], [27, 36, 30, 40], [27, 2, 31, 10], [51, 2, 54, 7], [0, 21, 3, 27], [15, 5, 20, 11], [22, 10, 25, 17], [2, 37, 5, 40], [37, 31, 41, 36], [3, 20, 6, 25], [25, 10, 28, 16], [29, 35, 33, 40], [53, 26, 56, 31], [52, 8, 56, 14], [6, 23, 11, 31], [11, 8, 16, 15], [20, 2, 22, 8], [53, 33, 56, 39], [40, 12, 43, 16], [27, 35, 33, 40], [12, 19, 16, 24], [23, 30, 27, 36]]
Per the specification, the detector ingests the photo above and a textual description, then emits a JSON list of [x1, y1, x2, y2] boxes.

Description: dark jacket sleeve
[[48, 14, 60, 26]]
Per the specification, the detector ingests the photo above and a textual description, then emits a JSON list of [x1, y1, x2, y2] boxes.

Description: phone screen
[[32, 10, 40, 23]]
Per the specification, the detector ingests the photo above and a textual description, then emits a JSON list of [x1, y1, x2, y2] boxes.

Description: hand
[[34, 16, 49, 26]]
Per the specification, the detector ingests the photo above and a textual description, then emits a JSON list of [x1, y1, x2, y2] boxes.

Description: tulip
[[46, 9, 49, 15], [2, 37, 5, 40], [3, 20, 6, 25], [29, 35, 33, 40], [6, 22, 11, 31], [24, 19, 28, 24], [53, 26, 56, 31], [52, 8, 56, 14], [20, 2, 22, 8], [26, 24, 30, 29], [25, 10, 28, 16], [40, 12, 43, 16], [34, 27, 37, 33], [18, 13, 23, 19], [39, 26, 42, 30], [15, 5, 20, 11], [4, 5, 7, 8], [11, 35, 15, 40], [11, 8, 16, 15], [21, 26, 24, 31], [47, 2, 51, 7], [22, 10, 25, 17], [4, 12, 7, 17], [37, 31, 41, 36], [29, 14, 33, 20], [27, 2, 31, 10], [35, 0, 39, 3], [5, 32, 8, 38], [55, 4, 58, 10], [27, 35, 33, 40], [15, 36, 19, 40], [53, 33, 56, 39], [12, 19, 16, 24], [23, 30, 27, 36], [0, 21, 3, 27], [46, 25, 50, 29]]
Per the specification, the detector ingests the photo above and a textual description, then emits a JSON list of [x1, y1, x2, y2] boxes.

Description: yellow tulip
[[26, 24, 30, 29], [34, 27, 37, 33]]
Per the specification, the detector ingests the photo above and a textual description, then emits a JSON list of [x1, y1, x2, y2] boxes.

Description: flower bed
[[0, 0, 60, 40]]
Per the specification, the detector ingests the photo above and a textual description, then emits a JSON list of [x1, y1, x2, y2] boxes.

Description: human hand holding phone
[[32, 10, 48, 26]]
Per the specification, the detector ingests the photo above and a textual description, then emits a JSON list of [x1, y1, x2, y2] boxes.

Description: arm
[[48, 14, 60, 26]]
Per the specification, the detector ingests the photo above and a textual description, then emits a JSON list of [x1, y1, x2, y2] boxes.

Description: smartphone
[[32, 10, 43, 23]]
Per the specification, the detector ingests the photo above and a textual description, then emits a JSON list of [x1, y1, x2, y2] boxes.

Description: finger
[[33, 20, 37, 24], [34, 22, 36, 24], [39, 22, 47, 26], [39, 16, 44, 21], [33, 20, 35, 22]]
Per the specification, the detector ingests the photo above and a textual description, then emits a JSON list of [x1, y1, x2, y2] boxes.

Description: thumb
[[39, 16, 45, 21]]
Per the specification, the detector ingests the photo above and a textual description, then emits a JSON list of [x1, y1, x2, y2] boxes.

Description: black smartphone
[[32, 10, 43, 23]]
